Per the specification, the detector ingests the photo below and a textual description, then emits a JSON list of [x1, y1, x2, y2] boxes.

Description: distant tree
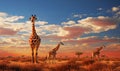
[[75, 52, 83, 58]]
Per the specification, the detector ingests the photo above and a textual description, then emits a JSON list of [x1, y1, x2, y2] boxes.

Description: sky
[[0, 0, 120, 57]]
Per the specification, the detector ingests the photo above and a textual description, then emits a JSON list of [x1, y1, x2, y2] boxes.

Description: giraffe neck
[[98, 47, 103, 52], [32, 22, 37, 35], [53, 43, 60, 51]]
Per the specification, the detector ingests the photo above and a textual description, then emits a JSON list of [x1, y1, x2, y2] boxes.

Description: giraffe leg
[[98, 54, 100, 61], [48, 54, 52, 63], [35, 41, 40, 63], [49, 53, 52, 60], [52, 54, 56, 64], [36, 51, 38, 63], [54, 54, 56, 60], [54, 54, 56, 63], [32, 48, 35, 63], [35, 48, 39, 63], [91, 53, 94, 59]]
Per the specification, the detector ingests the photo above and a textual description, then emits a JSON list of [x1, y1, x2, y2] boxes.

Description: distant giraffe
[[92, 45, 105, 59], [49, 42, 64, 60], [29, 15, 41, 63]]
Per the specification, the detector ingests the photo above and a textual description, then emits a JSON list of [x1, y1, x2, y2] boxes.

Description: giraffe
[[49, 42, 64, 60], [29, 15, 41, 63], [92, 45, 105, 59]]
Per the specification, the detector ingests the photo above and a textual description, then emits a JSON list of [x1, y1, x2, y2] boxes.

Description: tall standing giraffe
[[29, 15, 41, 63], [92, 45, 105, 59], [49, 42, 64, 59]]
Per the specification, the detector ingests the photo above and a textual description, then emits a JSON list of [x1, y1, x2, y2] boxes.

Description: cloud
[[112, 6, 120, 21], [0, 12, 119, 54], [36, 21, 48, 25], [0, 12, 49, 37], [0, 50, 18, 57], [57, 27, 69, 36], [112, 6, 120, 12], [116, 11, 120, 14], [0, 12, 24, 22], [73, 14, 82, 18], [106, 43, 120, 51], [78, 16, 117, 33], [62, 20, 76, 25], [36, 16, 118, 42], [0, 12, 8, 17], [0, 35, 28, 48], [5, 16, 24, 22], [58, 16, 117, 39], [1, 12, 116, 41], [73, 14, 87, 19], [0, 12, 25, 36], [97, 8, 103, 11], [61, 26, 89, 38], [0, 27, 18, 35], [62, 36, 120, 47]]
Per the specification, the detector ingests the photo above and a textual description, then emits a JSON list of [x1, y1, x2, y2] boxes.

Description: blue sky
[[0, 0, 119, 23], [0, 0, 120, 56]]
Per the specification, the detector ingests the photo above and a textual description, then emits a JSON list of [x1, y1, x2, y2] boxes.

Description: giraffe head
[[98, 45, 105, 51], [60, 42, 64, 45], [102, 45, 105, 48], [30, 15, 37, 23], [100, 45, 105, 49]]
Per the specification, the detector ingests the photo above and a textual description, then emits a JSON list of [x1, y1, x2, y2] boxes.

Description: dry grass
[[0, 56, 120, 71], [82, 59, 95, 65], [51, 60, 81, 71], [8, 64, 43, 71], [87, 62, 112, 71], [0, 62, 44, 71]]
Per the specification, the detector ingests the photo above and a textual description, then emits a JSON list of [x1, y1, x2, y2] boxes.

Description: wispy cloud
[[97, 8, 103, 11], [62, 20, 76, 25], [63, 36, 119, 44], [73, 14, 87, 19]]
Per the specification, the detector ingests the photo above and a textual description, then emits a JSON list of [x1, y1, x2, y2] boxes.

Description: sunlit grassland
[[0, 56, 120, 71]]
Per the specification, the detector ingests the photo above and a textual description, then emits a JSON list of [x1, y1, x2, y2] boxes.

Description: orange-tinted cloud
[[55, 16, 117, 39], [0, 27, 18, 35], [105, 43, 120, 51], [63, 36, 120, 46], [62, 26, 90, 38], [102, 51, 120, 58], [0, 50, 19, 57]]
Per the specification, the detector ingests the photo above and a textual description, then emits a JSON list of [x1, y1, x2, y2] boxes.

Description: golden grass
[[87, 62, 112, 71], [0, 56, 120, 71]]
